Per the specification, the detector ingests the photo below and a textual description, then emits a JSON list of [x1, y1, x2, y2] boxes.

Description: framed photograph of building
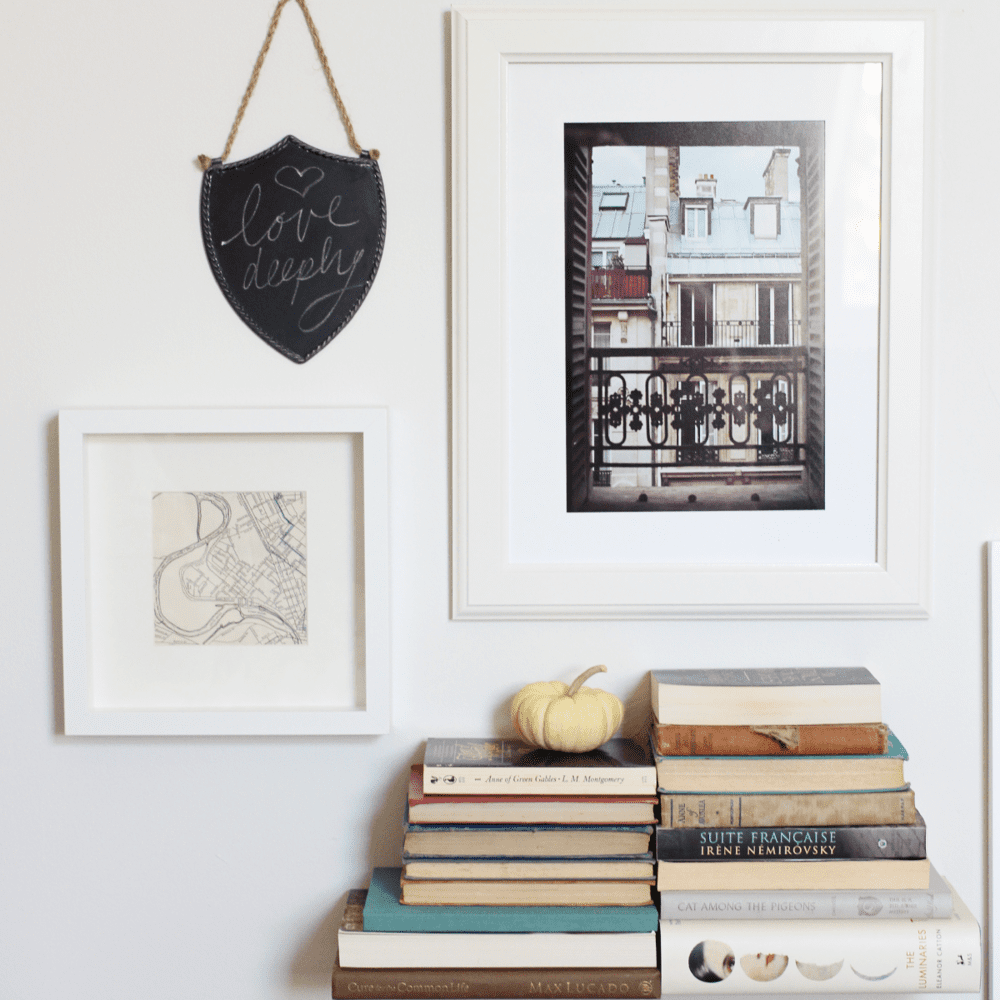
[[568, 125, 820, 513], [451, 9, 928, 619], [58, 408, 390, 735]]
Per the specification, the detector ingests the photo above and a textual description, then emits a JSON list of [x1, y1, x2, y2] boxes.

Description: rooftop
[[592, 184, 646, 241], [667, 200, 802, 277]]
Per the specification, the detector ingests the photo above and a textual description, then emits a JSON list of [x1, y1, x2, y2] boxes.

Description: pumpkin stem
[[566, 664, 607, 696]]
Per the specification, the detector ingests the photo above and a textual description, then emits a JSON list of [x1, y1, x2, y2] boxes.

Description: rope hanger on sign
[[198, 0, 379, 170]]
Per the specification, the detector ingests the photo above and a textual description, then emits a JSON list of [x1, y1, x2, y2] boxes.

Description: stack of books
[[648, 668, 981, 994], [333, 737, 662, 998]]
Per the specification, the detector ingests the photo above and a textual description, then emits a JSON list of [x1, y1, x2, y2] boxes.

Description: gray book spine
[[658, 865, 951, 920]]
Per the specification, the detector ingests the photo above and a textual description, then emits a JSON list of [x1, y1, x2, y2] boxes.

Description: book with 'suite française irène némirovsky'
[[654, 814, 926, 861]]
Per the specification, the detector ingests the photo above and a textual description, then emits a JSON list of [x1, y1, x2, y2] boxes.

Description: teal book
[[652, 728, 909, 794], [362, 867, 659, 933]]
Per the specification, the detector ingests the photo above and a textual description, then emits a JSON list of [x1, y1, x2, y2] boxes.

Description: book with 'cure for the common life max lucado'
[[422, 738, 656, 796]]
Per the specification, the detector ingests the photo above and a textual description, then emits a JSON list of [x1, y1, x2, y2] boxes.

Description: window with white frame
[[684, 205, 707, 239], [592, 321, 612, 348], [591, 248, 622, 268]]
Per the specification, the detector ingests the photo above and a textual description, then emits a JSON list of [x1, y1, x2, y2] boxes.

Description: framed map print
[[58, 408, 390, 735]]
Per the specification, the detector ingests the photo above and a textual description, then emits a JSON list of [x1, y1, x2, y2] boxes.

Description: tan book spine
[[659, 789, 917, 828], [651, 722, 890, 756], [657, 858, 930, 891], [332, 958, 661, 999], [399, 876, 653, 906]]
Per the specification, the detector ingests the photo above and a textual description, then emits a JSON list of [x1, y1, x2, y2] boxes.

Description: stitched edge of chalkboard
[[200, 134, 387, 364]]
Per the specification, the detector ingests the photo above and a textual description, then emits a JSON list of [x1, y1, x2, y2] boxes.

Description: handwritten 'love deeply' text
[[220, 178, 366, 333]]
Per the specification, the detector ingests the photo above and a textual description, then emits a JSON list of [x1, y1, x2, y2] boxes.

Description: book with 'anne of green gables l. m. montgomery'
[[422, 738, 656, 796]]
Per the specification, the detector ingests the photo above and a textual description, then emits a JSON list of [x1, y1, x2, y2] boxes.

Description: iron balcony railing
[[590, 268, 651, 300], [662, 319, 802, 349], [588, 346, 807, 482]]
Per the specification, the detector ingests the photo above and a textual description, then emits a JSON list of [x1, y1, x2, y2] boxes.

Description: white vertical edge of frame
[[56, 408, 391, 736], [360, 407, 392, 734], [988, 541, 998, 997], [57, 409, 91, 735], [450, 6, 470, 620]]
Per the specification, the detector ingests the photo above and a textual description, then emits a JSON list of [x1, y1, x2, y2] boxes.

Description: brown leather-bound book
[[652, 722, 890, 756], [332, 954, 661, 999]]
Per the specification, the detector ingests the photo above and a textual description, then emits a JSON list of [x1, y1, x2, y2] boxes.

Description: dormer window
[[680, 197, 713, 238], [745, 196, 782, 239], [681, 198, 712, 240], [686, 206, 707, 238]]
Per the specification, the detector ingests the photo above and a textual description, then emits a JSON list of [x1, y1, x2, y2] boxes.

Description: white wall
[[0, 1, 995, 997]]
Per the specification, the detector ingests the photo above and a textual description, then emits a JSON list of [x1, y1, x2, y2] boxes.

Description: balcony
[[590, 268, 650, 301], [662, 319, 802, 349], [588, 346, 808, 478]]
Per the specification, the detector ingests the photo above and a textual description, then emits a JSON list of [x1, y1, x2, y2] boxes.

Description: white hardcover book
[[337, 928, 658, 969], [658, 878, 980, 994], [649, 668, 881, 725]]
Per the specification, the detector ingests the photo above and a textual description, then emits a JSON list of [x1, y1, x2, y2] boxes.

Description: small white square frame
[[58, 408, 390, 736]]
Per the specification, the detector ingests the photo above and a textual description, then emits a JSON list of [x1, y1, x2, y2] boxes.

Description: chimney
[[694, 173, 717, 200], [763, 148, 791, 199], [668, 147, 680, 200]]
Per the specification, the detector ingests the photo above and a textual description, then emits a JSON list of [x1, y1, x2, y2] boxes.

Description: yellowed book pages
[[657, 859, 930, 892], [400, 877, 654, 906], [403, 827, 652, 857], [403, 860, 654, 880]]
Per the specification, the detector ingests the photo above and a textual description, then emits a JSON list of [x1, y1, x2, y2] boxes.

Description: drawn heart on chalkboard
[[274, 164, 325, 198], [200, 135, 386, 363]]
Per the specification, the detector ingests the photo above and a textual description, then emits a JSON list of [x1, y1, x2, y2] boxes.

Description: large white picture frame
[[58, 408, 390, 735], [451, 8, 929, 620], [988, 541, 999, 998]]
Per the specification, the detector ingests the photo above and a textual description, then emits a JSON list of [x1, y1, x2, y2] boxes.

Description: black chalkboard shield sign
[[201, 135, 386, 363]]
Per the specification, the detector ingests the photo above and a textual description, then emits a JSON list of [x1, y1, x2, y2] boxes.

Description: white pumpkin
[[510, 665, 625, 753]]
